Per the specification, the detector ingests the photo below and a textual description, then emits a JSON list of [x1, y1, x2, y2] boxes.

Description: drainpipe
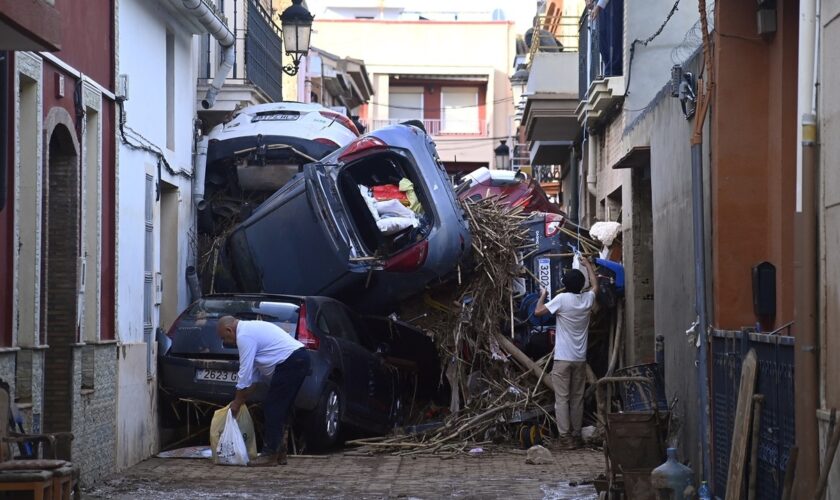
[[180, 0, 235, 109], [794, 0, 820, 496], [690, 0, 714, 485], [586, 136, 597, 196], [193, 137, 209, 209]]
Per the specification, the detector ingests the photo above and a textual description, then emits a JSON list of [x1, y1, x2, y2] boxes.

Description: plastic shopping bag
[[210, 404, 257, 463], [571, 249, 591, 290], [212, 409, 250, 466]]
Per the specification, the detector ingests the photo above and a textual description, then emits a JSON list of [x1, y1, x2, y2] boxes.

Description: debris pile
[[348, 198, 565, 456]]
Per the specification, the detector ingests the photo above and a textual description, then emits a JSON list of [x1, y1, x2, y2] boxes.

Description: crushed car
[[196, 102, 361, 237], [158, 293, 438, 451], [214, 123, 472, 313]]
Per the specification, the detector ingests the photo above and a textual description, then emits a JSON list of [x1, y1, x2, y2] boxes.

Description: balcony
[[575, 8, 625, 130], [369, 119, 489, 137], [196, 0, 283, 119], [520, 15, 581, 165]]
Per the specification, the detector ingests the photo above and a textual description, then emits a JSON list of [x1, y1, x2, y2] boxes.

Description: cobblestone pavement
[[84, 446, 604, 499]]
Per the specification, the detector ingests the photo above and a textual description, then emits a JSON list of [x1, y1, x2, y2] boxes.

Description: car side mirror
[[375, 343, 390, 357]]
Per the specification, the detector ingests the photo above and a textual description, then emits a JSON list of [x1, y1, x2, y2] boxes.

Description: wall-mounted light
[[670, 65, 696, 120], [280, 0, 315, 76], [494, 140, 511, 170]]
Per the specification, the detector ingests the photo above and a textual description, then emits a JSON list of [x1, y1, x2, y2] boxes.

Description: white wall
[[116, 0, 199, 470]]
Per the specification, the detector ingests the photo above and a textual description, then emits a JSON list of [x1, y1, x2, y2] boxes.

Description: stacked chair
[[0, 387, 80, 499]]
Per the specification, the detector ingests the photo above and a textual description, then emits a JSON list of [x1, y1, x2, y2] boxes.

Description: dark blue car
[[158, 294, 438, 451]]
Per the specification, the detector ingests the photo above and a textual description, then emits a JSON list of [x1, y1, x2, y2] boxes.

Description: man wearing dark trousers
[[217, 315, 310, 466]]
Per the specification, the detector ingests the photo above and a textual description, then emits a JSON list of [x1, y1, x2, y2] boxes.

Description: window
[[389, 87, 423, 122], [441, 87, 479, 134]]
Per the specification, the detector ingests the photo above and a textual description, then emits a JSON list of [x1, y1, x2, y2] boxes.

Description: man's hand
[[230, 398, 242, 417], [590, 4, 602, 20], [535, 287, 550, 317]]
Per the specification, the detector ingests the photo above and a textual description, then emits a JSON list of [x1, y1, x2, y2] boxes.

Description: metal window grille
[[144, 174, 154, 377]]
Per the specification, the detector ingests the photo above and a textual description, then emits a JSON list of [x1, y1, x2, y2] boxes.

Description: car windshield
[[169, 298, 300, 356]]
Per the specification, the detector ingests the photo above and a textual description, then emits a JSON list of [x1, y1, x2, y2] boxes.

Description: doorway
[[42, 123, 79, 434]]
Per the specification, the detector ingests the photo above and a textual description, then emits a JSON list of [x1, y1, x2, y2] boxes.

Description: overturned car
[[196, 102, 361, 237], [214, 123, 472, 312]]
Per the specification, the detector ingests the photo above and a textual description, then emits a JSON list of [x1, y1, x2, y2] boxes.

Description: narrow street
[[85, 447, 603, 499]]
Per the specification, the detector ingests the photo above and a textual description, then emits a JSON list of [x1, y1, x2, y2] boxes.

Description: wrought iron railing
[[526, 14, 580, 69], [246, 0, 283, 102], [370, 118, 488, 136]]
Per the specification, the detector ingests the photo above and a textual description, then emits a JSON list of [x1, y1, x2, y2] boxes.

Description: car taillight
[[319, 111, 360, 135], [544, 213, 565, 237], [338, 136, 387, 162], [384, 240, 429, 272], [314, 138, 340, 149], [296, 302, 320, 350]]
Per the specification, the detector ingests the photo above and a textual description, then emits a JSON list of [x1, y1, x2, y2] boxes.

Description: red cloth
[[372, 184, 408, 203]]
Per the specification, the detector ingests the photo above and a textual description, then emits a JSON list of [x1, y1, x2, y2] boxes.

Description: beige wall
[[311, 19, 517, 164]]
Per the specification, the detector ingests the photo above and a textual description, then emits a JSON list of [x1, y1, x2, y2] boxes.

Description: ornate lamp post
[[279, 0, 314, 76]]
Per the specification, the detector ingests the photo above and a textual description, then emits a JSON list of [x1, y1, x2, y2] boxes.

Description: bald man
[[217, 315, 309, 466]]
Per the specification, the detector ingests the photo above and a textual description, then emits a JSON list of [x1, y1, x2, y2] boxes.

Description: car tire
[[305, 381, 343, 451]]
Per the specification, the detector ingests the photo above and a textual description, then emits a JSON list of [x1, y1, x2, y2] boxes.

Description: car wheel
[[306, 381, 342, 451]]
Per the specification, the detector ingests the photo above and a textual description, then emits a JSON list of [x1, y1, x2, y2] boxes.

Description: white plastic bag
[[215, 409, 249, 466], [571, 250, 590, 290]]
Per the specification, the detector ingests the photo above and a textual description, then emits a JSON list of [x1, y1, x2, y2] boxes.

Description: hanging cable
[[117, 98, 192, 179]]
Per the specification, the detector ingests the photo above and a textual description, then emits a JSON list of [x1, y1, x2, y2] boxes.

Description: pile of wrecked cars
[[159, 105, 624, 451]]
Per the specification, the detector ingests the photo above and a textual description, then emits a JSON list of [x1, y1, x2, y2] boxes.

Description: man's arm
[[534, 288, 551, 316], [581, 256, 600, 295], [231, 337, 256, 416], [590, 0, 609, 20]]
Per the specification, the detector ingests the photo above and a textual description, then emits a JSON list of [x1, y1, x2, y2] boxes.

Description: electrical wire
[[624, 0, 682, 98], [367, 96, 515, 111], [117, 99, 192, 179]]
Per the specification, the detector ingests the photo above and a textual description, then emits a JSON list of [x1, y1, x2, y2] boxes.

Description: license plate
[[537, 258, 551, 291], [196, 369, 238, 384]]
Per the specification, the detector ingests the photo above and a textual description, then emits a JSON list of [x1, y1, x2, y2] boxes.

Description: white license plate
[[537, 258, 551, 291], [196, 369, 238, 384]]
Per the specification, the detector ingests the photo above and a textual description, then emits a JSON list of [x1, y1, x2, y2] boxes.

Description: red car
[[456, 167, 563, 215]]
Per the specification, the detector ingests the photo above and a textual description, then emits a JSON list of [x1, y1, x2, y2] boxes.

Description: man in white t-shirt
[[534, 255, 599, 449], [217, 316, 308, 466]]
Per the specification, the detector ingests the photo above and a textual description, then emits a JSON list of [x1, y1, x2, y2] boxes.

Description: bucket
[[614, 363, 668, 412]]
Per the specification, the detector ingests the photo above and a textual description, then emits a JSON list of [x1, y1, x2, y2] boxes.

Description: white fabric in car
[[377, 216, 419, 235]]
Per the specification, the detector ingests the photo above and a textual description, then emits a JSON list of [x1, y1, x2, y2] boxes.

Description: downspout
[[193, 137, 209, 210], [691, 0, 714, 486], [586, 136, 597, 196], [794, 0, 820, 496], [180, 0, 236, 109]]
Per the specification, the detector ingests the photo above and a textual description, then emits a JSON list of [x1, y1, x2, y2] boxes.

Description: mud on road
[[84, 446, 603, 499]]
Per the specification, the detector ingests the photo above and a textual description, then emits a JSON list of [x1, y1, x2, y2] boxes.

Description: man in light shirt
[[534, 256, 599, 449], [588, 0, 624, 77], [217, 315, 310, 466]]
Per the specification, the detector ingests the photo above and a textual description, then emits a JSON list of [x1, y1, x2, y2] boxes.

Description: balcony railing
[[578, 3, 624, 100], [246, 0, 283, 102], [369, 119, 489, 136], [527, 14, 581, 69]]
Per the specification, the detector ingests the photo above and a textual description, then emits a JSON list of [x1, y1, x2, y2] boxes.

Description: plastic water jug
[[698, 481, 712, 500], [650, 447, 694, 499]]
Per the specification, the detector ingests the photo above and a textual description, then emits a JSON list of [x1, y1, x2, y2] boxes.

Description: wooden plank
[[747, 394, 764, 500], [725, 348, 758, 500]]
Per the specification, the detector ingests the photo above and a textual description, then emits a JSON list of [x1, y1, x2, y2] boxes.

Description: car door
[[316, 301, 371, 421], [323, 301, 393, 427]]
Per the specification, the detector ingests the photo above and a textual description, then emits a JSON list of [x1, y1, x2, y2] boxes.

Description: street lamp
[[280, 0, 314, 76], [494, 140, 511, 170]]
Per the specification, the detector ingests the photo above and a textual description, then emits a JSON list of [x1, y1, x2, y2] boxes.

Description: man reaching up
[[535, 255, 599, 449]]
